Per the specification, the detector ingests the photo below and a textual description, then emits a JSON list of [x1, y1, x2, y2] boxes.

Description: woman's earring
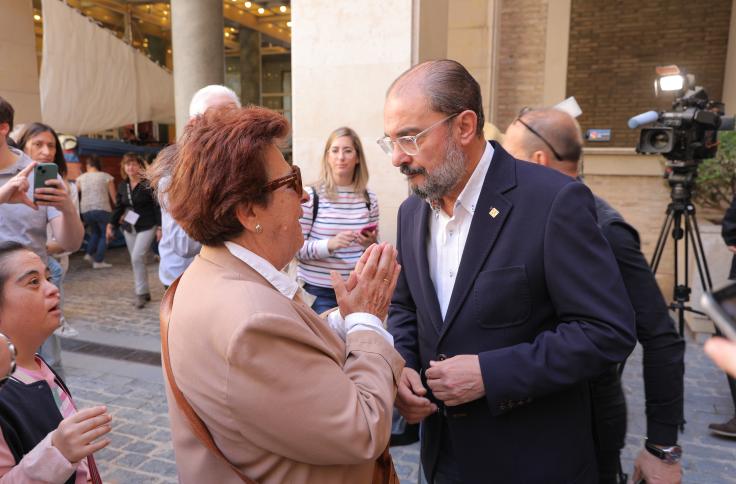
[[255, 224, 263, 234]]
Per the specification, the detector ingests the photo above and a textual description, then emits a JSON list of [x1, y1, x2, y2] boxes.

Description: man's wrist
[[644, 439, 682, 464]]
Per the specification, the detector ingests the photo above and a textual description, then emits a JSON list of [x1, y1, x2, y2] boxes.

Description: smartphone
[[360, 223, 378, 236], [701, 282, 736, 340], [33, 163, 58, 201]]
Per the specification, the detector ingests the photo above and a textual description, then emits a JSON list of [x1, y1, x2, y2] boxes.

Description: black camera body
[[636, 86, 733, 162]]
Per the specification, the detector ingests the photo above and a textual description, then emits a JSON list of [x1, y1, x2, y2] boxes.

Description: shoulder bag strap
[[160, 278, 256, 484], [307, 186, 319, 238]]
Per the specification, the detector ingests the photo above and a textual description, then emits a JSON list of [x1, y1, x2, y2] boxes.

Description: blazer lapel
[[440, 143, 517, 340], [413, 200, 443, 335]]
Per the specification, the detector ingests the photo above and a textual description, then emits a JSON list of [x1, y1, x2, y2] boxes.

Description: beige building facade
[[291, 0, 736, 333], [292, 0, 701, 248], [0, 0, 42, 125]]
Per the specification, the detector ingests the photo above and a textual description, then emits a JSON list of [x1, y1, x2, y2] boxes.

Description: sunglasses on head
[[515, 107, 564, 161]]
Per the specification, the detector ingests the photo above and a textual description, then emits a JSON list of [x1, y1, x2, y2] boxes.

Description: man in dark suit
[[503, 107, 684, 484], [381, 60, 636, 483]]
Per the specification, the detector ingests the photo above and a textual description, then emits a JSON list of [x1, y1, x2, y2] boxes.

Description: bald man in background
[[503, 108, 685, 484], [157, 85, 241, 288]]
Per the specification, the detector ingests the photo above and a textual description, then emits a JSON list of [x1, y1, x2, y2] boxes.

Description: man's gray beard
[[409, 138, 466, 203]]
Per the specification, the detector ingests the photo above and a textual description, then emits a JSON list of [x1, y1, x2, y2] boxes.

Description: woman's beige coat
[[164, 245, 404, 483]]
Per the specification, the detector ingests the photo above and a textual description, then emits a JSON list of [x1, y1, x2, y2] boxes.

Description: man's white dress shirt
[[427, 141, 494, 320]]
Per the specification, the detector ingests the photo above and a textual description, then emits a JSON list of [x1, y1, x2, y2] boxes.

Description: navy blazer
[[388, 142, 636, 483]]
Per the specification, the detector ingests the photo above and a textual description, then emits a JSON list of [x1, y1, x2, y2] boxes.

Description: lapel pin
[[489, 207, 500, 218]]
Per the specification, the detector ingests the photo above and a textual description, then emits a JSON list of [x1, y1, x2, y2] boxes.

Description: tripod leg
[[650, 209, 674, 273], [688, 211, 713, 290], [671, 210, 686, 337], [685, 214, 709, 296]]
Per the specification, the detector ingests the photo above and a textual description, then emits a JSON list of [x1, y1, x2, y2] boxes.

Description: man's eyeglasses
[[264, 165, 303, 195], [515, 107, 563, 161], [377, 113, 459, 156]]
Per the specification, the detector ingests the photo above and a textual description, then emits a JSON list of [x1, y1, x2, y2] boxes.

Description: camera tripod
[[650, 165, 713, 337]]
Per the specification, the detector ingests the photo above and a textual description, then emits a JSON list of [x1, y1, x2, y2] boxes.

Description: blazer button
[[438, 354, 447, 361]]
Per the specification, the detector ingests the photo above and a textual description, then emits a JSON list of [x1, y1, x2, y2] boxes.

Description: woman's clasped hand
[[331, 242, 401, 321]]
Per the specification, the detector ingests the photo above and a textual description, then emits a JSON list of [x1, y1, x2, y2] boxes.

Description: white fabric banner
[[40, 0, 174, 134]]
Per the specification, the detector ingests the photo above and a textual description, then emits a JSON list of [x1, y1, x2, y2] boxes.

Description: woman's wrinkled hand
[[331, 242, 401, 320]]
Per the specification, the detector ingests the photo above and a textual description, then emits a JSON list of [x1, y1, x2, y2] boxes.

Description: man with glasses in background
[[381, 59, 636, 483], [503, 107, 684, 484]]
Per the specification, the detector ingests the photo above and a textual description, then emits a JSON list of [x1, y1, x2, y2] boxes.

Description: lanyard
[[126, 182, 134, 207]]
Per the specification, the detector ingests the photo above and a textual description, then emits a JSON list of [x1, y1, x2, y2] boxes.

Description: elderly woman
[[153, 105, 403, 483]]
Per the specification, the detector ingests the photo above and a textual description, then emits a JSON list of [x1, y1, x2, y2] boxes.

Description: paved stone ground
[[58, 248, 736, 483]]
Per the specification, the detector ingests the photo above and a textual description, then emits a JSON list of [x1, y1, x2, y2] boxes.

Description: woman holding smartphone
[[297, 127, 379, 314]]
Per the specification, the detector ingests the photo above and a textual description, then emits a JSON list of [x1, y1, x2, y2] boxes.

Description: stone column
[[413, 0, 448, 64], [447, 0, 494, 127], [542, 0, 571, 106], [170, 0, 224, 135], [0, 0, 41, 124], [291, 0, 416, 245], [722, 0, 736, 111], [239, 28, 261, 106]]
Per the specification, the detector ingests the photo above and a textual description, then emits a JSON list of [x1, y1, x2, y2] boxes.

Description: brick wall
[[494, 0, 548, 132], [567, 0, 731, 148]]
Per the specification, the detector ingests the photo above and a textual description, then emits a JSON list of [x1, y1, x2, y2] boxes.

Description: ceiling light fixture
[[258, 7, 265, 14], [279, 5, 287, 13], [286, 21, 292, 27], [245, 1, 252, 7], [33, 14, 41, 21]]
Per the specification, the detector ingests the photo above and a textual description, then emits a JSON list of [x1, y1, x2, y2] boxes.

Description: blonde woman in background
[[297, 127, 379, 313]]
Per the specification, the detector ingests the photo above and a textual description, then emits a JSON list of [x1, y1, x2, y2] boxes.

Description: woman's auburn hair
[[158, 105, 289, 246]]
